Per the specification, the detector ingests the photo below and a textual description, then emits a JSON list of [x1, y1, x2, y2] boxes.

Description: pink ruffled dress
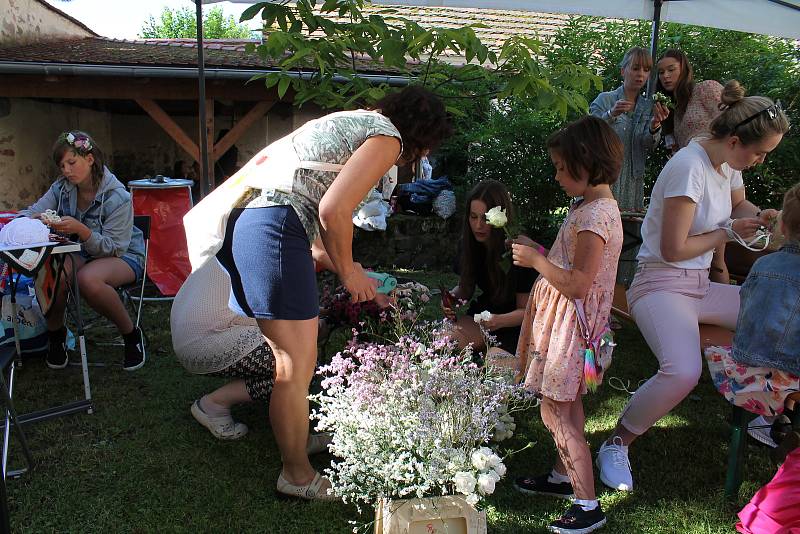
[[517, 198, 623, 402]]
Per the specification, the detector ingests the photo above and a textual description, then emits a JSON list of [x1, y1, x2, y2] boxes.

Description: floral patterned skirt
[[705, 346, 800, 416]]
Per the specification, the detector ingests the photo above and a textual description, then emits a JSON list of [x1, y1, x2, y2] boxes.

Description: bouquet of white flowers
[[310, 321, 532, 514]]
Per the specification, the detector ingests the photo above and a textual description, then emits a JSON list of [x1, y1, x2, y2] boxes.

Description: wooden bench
[[611, 283, 749, 498]]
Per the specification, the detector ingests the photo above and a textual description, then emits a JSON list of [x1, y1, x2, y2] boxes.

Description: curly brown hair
[[546, 115, 623, 186], [372, 85, 453, 163]]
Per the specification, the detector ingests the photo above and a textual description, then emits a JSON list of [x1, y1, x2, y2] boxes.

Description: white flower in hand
[[473, 310, 492, 324], [453, 471, 477, 495], [485, 206, 508, 228], [477, 473, 497, 495]]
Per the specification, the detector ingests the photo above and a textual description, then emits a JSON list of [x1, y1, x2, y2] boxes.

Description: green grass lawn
[[6, 270, 778, 533]]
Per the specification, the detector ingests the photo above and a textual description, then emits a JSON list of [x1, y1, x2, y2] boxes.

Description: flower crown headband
[[60, 132, 93, 155]]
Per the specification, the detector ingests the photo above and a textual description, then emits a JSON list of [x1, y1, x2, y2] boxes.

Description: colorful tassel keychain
[[575, 299, 615, 392], [584, 346, 602, 392]]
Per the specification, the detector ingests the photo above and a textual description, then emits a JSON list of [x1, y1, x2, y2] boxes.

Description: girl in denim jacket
[[708, 183, 800, 446], [20, 131, 146, 371]]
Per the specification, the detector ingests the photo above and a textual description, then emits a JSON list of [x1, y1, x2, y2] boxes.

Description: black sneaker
[[515, 474, 575, 499], [46, 330, 69, 370], [123, 327, 146, 371], [548, 504, 607, 534]]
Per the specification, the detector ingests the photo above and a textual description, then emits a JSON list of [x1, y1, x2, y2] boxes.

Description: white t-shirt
[[637, 140, 745, 269]]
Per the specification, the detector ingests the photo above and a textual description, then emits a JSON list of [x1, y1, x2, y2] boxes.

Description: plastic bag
[[0, 274, 48, 356]]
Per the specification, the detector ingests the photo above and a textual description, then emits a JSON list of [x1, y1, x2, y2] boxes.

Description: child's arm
[[511, 230, 604, 300]]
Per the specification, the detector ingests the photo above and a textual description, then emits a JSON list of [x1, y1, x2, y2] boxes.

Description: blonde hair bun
[[720, 80, 746, 108]]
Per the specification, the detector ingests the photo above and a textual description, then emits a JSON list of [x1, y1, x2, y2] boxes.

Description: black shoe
[[548, 504, 607, 534], [514, 474, 575, 499], [123, 327, 146, 371], [46, 329, 69, 370]]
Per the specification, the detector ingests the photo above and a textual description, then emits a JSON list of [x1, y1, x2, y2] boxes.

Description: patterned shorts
[[209, 343, 276, 402]]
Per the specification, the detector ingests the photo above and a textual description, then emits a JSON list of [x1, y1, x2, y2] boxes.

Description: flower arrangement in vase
[[310, 320, 533, 533]]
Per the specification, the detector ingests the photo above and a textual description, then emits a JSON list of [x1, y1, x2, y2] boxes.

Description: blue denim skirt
[[216, 206, 318, 320]]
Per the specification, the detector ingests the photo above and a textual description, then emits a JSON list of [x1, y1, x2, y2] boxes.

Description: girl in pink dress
[[512, 115, 623, 534]]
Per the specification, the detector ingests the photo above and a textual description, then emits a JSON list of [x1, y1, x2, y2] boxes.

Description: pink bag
[[736, 447, 800, 533]]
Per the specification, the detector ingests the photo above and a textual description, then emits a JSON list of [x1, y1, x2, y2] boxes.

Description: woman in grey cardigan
[[590, 47, 670, 210], [20, 131, 146, 372]]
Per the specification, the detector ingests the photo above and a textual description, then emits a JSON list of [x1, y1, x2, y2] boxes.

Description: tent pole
[[196, 0, 211, 198], [647, 0, 664, 98]]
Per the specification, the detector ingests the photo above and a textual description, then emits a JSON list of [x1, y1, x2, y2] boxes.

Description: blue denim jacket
[[590, 86, 660, 209], [732, 241, 800, 375]]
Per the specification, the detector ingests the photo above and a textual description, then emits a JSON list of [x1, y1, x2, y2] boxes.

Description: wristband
[[535, 244, 546, 255]]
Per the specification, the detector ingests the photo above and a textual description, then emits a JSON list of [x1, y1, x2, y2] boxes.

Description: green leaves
[[240, 0, 597, 115]]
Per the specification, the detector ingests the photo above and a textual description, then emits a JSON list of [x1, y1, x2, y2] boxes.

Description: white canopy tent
[[370, 0, 800, 41]]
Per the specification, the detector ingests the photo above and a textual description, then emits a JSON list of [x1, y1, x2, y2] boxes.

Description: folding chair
[[120, 214, 175, 323], [121, 215, 152, 329], [0, 344, 33, 481]]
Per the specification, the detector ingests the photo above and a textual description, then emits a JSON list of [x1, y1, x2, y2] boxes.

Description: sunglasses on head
[[733, 101, 782, 133]]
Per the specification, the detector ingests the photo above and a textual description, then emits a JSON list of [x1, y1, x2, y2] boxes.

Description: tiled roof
[[313, 4, 573, 55], [0, 36, 412, 74], [0, 37, 268, 69], [0, 6, 574, 71]]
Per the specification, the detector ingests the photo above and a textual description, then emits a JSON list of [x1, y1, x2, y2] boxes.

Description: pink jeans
[[620, 263, 740, 435]]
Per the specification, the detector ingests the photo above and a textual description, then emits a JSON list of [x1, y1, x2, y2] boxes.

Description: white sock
[[574, 498, 598, 511], [548, 469, 571, 484], [199, 396, 230, 418]]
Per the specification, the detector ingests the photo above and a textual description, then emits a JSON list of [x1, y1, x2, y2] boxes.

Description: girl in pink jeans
[[596, 80, 790, 492]]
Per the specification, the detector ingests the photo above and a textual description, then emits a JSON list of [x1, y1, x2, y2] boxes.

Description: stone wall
[[0, 0, 94, 44], [0, 98, 111, 210], [353, 213, 461, 271], [0, 97, 324, 208]]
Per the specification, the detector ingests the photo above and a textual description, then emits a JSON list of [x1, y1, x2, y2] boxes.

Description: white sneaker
[[596, 436, 633, 491], [747, 415, 778, 448]]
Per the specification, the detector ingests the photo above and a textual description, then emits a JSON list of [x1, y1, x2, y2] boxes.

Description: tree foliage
[[239, 0, 600, 116], [444, 16, 799, 240], [140, 6, 252, 39], [544, 16, 800, 208]]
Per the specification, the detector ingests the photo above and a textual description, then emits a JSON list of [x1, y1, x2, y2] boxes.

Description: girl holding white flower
[[511, 116, 624, 534], [442, 180, 537, 354]]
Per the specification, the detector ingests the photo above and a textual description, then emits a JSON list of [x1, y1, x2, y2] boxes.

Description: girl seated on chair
[[706, 181, 800, 447], [19, 131, 146, 371]]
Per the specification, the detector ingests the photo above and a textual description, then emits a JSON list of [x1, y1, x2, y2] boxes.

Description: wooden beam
[[213, 100, 274, 161], [135, 98, 200, 162], [204, 98, 215, 189]]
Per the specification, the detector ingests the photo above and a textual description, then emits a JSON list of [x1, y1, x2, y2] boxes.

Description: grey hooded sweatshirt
[[20, 167, 145, 269]]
